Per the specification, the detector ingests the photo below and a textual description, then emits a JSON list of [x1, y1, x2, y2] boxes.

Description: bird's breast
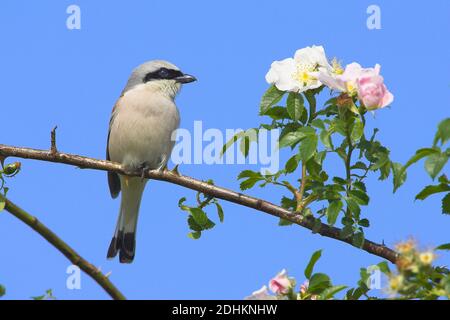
[[108, 85, 180, 170]]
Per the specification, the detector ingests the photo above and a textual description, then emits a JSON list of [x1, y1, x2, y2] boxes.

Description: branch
[[0, 194, 126, 300], [0, 143, 399, 263]]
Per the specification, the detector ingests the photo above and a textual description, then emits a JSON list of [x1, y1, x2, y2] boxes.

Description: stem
[[0, 194, 126, 300]]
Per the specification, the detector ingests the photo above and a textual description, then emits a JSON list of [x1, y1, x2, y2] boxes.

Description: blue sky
[[0, 0, 449, 299]]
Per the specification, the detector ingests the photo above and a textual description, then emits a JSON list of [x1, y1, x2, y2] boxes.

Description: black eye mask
[[143, 67, 184, 82]]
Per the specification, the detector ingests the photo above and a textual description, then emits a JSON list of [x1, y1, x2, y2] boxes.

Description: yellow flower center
[[419, 252, 434, 265], [293, 63, 317, 86], [332, 58, 344, 75]]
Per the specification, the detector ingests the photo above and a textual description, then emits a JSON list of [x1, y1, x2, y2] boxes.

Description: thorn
[[50, 126, 58, 154], [105, 271, 112, 278], [171, 164, 180, 176]]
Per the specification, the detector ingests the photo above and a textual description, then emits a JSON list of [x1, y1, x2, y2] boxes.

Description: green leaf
[[319, 129, 333, 150], [350, 119, 364, 143], [190, 208, 209, 227], [425, 152, 448, 180], [215, 202, 224, 223], [286, 92, 304, 121], [0, 285, 5, 297], [392, 162, 407, 192], [407, 148, 440, 166], [260, 85, 285, 114], [308, 273, 331, 294], [278, 132, 305, 149], [263, 106, 290, 120], [349, 190, 370, 206], [188, 231, 201, 239], [352, 231, 365, 248], [178, 197, 189, 211], [442, 193, 450, 215], [239, 135, 250, 158], [238, 170, 262, 179], [358, 218, 370, 228], [377, 261, 391, 274], [320, 285, 347, 300], [221, 131, 245, 157], [299, 134, 318, 162], [326, 201, 343, 226], [304, 250, 322, 279], [434, 118, 450, 146], [436, 243, 450, 251], [415, 184, 450, 200], [311, 119, 325, 130], [285, 155, 299, 173], [345, 198, 361, 216]]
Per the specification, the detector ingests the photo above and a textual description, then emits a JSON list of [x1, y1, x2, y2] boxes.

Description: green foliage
[[32, 289, 56, 300], [393, 119, 449, 214], [0, 285, 5, 298], [178, 180, 225, 239]]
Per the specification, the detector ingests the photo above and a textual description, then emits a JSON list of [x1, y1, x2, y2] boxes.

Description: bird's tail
[[107, 176, 146, 263]]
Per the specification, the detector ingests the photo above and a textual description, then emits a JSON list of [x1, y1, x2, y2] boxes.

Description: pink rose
[[269, 269, 292, 294], [357, 67, 394, 110]]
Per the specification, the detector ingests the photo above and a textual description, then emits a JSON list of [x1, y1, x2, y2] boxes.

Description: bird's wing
[[107, 98, 122, 199]]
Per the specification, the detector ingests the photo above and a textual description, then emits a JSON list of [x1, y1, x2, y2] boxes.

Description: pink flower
[[300, 280, 309, 294], [245, 285, 277, 300], [269, 269, 292, 295], [315, 62, 394, 110], [357, 68, 394, 110]]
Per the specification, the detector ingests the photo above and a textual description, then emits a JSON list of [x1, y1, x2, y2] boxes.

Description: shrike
[[106, 60, 196, 263]]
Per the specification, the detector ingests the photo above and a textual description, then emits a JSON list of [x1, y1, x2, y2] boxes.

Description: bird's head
[[123, 60, 196, 98]]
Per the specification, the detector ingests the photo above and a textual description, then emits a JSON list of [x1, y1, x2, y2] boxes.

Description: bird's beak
[[175, 74, 197, 84]]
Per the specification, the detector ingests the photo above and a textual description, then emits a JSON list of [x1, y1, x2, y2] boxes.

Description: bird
[[106, 60, 196, 263]]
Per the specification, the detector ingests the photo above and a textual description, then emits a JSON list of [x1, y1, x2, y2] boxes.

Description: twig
[[0, 143, 399, 263], [0, 194, 126, 300]]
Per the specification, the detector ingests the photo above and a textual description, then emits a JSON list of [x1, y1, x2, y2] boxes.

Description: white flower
[[245, 285, 277, 300], [265, 45, 332, 93]]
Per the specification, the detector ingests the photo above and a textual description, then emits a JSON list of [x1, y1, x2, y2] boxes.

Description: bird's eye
[[158, 68, 169, 78]]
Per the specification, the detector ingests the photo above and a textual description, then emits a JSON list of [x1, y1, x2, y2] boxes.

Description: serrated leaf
[[263, 106, 290, 120], [434, 118, 450, 146], [415, 184, 450, 200], [286, 92, 304, 121], [349, 190, 370, 206], [326, 201, 343, 225], [319, 129, 333, 150], [260, 85, 285, 114], [320, 285, 347, 300], [278, 132, 305, 149], [285, 155, 299, 173], [299, 134, 318, 162], [190, 208, 210, 227], [392, 162, 407, 192], [425, 152, 448, 180], [304, 250, 322, 279], [351, 119, 364, 143], [308, 273, 331, 294], [345, 198, 361, 216]]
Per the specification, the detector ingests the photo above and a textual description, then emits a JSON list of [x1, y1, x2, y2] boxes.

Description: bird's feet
[[138, 163, 152, 181]]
